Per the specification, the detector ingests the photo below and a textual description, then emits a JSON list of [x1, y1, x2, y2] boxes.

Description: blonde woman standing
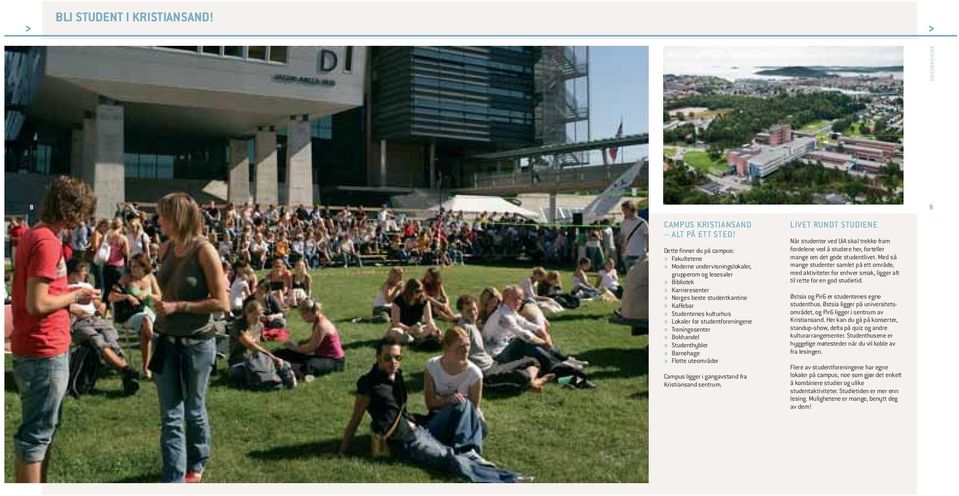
[[152, 192, 230, 483]]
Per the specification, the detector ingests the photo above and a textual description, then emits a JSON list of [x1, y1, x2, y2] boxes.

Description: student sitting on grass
[[423, 326, 492, 454], [265, 258, 291, 309], [483, 286, 591, 384], [287, 259, 313, 308], [246, 279, 287, 330], [572, 257, 616, 301], [339, 338, 531, 483], [457, 295, 552, 394], [477, 286, 503, 327], [422, 267, 457, 322], [596, 258, 623, 299], [387, 278, 441, 349], [226, 300, 296, 390], [67, 259, 140, 396], [108, 252, 162, 379], [371, 267, 404, 323], [520, 266, 564, 314], [229, 263, 256, 315], [537, 270, 580, 309], [272, 298, 345, 381]]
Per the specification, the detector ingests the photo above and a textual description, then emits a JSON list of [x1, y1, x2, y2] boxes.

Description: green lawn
[[5, 265, 648, 483], [683, 150, 729, 176], [847, 122, 875, 139], [800, 119, 829, 132], [664, 147, 677, 158]]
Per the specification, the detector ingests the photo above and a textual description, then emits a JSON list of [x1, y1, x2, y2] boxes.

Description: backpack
[[68, 342, 102, 397], [243, 352, 283, 391]]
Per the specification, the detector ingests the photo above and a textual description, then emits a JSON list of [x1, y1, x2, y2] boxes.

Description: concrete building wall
[[44, 47, 366, 118]]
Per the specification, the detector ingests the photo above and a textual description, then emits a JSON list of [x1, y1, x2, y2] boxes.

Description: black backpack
[[68, 342, 102, 398], [242, 352, 283, 391]]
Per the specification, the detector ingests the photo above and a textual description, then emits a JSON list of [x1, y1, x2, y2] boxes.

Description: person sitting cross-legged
[[226, 299, 296, 390], [385, 278, 441, 349], [68, 259, 140, 395], [272, 298, 345, 381], [339, 338, 532, 483]]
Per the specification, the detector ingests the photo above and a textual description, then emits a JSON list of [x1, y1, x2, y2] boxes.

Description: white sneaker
[[464, 449, 497, 467], [304, 374, 316, 383], [567, 357, 590, 368]]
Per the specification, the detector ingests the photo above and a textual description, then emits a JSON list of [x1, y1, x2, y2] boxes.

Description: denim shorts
[[12, 351, 70, 462]]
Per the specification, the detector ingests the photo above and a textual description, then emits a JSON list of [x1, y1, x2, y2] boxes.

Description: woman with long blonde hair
[[152, 192, 230, 483]]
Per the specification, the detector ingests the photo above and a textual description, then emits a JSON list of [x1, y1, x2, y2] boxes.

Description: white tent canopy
[[428, 195, 543, 221]]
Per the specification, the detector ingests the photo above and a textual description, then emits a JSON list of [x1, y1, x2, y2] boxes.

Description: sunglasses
[[382, 354, 403, 362]]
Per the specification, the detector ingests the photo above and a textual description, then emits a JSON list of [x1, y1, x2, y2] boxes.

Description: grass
[[800, 119, 830, 132], [683, 150, 729, 176], [847, 122, 875, 139], [4, 264, 649, 483], [664, 147, 677, 158]]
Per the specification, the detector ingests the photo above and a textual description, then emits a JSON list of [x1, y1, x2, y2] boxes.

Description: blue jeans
[[12, 352, 69, 463], [392, 422, 521, 483], [495, 339, 566, 373], [427, 400, 485, 454], [154, 336, 216, 482], [342, 252, 363, 267]]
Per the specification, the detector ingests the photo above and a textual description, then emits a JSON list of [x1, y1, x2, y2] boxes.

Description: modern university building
[[5, 46, 593, 216]]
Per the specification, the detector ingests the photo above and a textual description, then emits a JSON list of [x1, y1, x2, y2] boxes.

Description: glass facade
[[153, 46, 288, 64], [371, 46, 538, 146]]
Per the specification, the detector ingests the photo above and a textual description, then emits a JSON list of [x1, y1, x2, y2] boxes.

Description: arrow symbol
[[26, 25, 31, 32], [929, 25, 934, 32]]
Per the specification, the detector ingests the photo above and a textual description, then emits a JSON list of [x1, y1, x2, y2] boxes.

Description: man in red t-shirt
[[11, 177, 97, 483]]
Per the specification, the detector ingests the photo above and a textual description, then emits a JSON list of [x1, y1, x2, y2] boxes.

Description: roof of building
[[748, 137, 816, 167]]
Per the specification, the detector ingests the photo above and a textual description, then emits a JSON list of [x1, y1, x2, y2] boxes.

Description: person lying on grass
[[481, 285, 590, 379], [456, 294, 552, 394], [339, 338, 532, 483]]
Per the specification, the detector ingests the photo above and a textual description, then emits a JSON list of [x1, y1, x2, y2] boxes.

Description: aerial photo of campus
[[663, 46, 903, 204]]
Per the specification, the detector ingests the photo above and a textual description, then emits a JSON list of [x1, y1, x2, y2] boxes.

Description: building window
[[124, 153, 176, 179], [269, 46, 288, 64], [344, 47, 353, 73], [311, 116, 333, 140], [202, 46, 222, 56], [157, 155, 174, 179], [35, 144, 52, 174], [248, 46, 267, 61], [224, 46, 244, 58], [158, 46, 199, 53]]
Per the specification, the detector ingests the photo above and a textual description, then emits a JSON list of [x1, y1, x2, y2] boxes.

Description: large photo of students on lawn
[[4, 46, 649, 483]]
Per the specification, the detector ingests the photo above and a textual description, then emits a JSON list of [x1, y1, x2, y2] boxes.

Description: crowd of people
[[7, 194, 648, 284], [7, 176, 649, 484]]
